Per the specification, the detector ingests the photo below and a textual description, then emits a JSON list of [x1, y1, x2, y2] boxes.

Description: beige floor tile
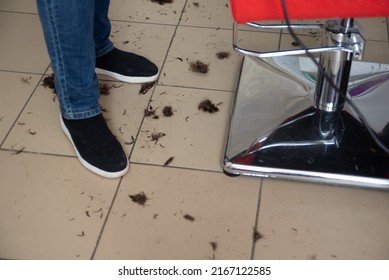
[[180, 0, 232, 29], [109, 0, 187, 25], [131, 86, 232, 171], [0, 72, 40, 145], [0, 12, 49, 73], [2, 78, 72, 155], [108, 21, 176, 73], [363, 41, 389, 64], [254, 180, 389, 260], [358, 18, 388, 41], [160, 26, 280, 91], [2, 80, 150, 156], [94, 164, 261, 259], [99, 82, 153, 156], [0, 0, 37, 13], [0, 150, 120, 259]]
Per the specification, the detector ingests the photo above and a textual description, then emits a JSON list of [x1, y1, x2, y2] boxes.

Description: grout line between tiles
[[386, 18, 389, 44], [0, 146, 245, 177], [129, 161, 227, 175], [90, 177, 124, 260], [250, 179, 263, 260], [278, 27, 284, 51], [110, 19, 242, 32], [0, 69, 48, 76], [95, 77, 236, 93], [363, 39, 389, 43], [110, 19, 176, 28], [0, 145, 242, 176], [126, 0, 190, 161], [178, 25, 284, 35], [0, 65, 50, 148], [0, 10, 37, 16], [0, 148, 76, 159], [110, 19, 236, 32], [0, 144, 237, 177], [156, 83, 235, 93]]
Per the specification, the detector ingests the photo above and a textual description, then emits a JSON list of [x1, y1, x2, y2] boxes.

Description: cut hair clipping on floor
[[99, 83, 113, 95], [198, 99, 220, 113], [216, 51, 230, 59], [139, 81, 157, 94], [144, 106, 157, 118], [189, 60, 209, 74], [183, 214, 195, 222], [20, 76, 32, 85], [162, 105, 174, 117], [164, 156, 174, 166], [129, 192, 148, 206], [42, 73, 56, 93]]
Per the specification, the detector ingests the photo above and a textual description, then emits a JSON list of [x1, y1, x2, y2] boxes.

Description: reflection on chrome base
[[223, 56, 389, 190]]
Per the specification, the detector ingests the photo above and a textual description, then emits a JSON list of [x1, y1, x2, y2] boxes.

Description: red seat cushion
[[230, 0, 389, 23]]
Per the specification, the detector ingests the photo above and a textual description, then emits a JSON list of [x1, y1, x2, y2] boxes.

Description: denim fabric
[[36, 0, 114, 119]]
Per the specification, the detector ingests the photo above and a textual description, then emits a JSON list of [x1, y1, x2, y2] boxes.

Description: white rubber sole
[[60, 116, 129, 179], [95, 67, 159, 83]]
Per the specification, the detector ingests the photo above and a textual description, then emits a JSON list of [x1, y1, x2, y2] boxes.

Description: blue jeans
[[37, 0, 114, 119]]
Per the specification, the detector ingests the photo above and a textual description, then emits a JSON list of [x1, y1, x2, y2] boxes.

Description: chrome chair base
[[223, 56, 389, 190]]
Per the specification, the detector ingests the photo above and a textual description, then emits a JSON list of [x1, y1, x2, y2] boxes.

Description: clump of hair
[[253, 228, 263, 243], [139, 81, 157, 94], [198, 99, 219, 113], [189, 60, 209, 74], [20, 76, 32, 85], [210, 241, 217, 251], [144, 106, 156, 117], [216, 51, 230, 59], [162, 106, 174, 117], [129, 192, 148, 206], [99, 83, 112, 95], [183, 214, 195, 222], [150, 132, 166, 143], [42, 74, 56, 93], [164, 156, 174, 166]]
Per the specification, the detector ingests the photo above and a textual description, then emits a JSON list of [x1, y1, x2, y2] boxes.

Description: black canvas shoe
[[60, 114, 129, 178], [95, 48, 159, 83]]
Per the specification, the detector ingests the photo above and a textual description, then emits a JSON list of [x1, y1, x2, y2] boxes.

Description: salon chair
[[223, 0, 389, 189]]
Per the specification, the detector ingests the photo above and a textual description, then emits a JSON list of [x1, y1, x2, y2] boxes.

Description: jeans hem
[[61, 106, 102, 120], [96, 41, 114, 58]]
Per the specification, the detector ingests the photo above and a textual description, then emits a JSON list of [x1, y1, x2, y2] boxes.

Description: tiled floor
[[0, 0, 389, 260]]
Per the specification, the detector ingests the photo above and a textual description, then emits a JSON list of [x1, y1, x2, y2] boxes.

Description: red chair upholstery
[[230, 0, 389, 23]]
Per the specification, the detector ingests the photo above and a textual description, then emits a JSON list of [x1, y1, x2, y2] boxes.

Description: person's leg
[[36, 0, 128, 178], [94, 0, 159, 83], [37, 0, 100, 120], [93, 0, 114, 58]]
